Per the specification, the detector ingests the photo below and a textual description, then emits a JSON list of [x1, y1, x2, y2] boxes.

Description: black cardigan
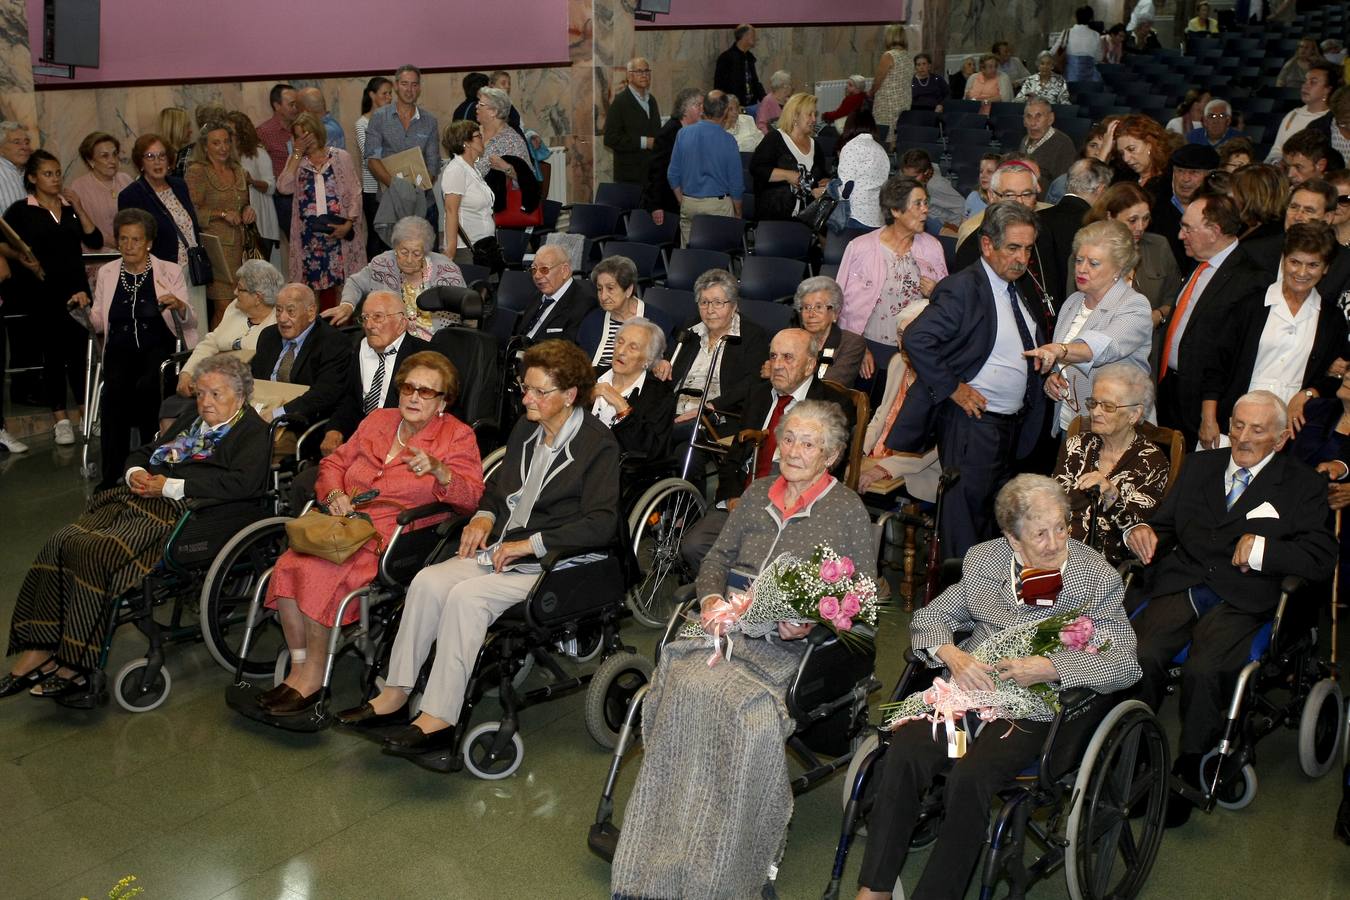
[[479, 410, 622, 558], [118, 176, 202, 267], [126, 406, 271, 500], [749, 129, 826, 222], [605, 374, 675, 460], [666, 315, 770, 420], [3, 198, 102, 307]]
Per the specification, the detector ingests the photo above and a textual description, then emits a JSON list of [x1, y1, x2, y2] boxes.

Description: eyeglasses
[[1085, 398, 1142, 413], [529, 264, 556, 276], [696, 298, 732, 309], [142, 152, 168, 161], [800, 303, 835, 314], [398, 382, 444, 399], [515, 378, 560, 398], [359, 311, 405, 324], [1205, 112, 1231, 120], [628, 69, 652, 75], [1337, 195, 1350, 207], [994, 190, 1038, 201]]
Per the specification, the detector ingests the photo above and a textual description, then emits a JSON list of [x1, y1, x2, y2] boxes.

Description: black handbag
[[315, 213, 356, 242], [795, 193, 839, 235], [460, 227, 506, 276], [153, 185, 214, 286]]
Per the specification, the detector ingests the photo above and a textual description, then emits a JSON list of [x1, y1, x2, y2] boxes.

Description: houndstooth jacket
[[912, 537, 1142, 718]]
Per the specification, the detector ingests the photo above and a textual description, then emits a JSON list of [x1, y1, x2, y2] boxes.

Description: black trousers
[[0, 309, 7, 429], [42, 304, 87, 412], [679, 507, 728, 572], [857, 708, 1098, 898], [936, 408, 1022, 559], [1130, 590, 1267, 755], [362, 192, 387, 257], [1155, 373, 1197, 449], [99, 344, 172, 486]]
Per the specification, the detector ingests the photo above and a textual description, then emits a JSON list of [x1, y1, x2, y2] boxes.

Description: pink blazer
[[836, 229, 948, 335], [90, 254, 199, 347]]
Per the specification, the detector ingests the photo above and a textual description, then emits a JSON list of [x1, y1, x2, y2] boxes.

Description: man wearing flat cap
[[1151, 143, 1221, 267]]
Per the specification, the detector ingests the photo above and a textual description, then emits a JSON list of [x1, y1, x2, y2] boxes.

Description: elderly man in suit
[[511, 244, 597, 346], [1126, 391, 1337, 826], [604, 58, 662, 186], [888, 202, 1048, 557], [250, 283, 350, 426]]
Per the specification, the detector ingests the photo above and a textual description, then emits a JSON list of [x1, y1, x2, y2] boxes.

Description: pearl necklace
[[119, 262, 151, 295]]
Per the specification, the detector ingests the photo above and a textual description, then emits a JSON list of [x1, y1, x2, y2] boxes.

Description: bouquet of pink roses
[[682, 545, 881, 665], [880, 607, 1111, 732]]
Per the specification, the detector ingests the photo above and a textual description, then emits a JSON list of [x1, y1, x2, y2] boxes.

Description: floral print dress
[[297, 153, 344, 290], [863, 245, 923, 346], [1053, 430, 1170, 567]]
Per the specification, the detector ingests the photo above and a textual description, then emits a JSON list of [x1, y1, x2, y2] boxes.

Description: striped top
[[355, 115, 377, 194]]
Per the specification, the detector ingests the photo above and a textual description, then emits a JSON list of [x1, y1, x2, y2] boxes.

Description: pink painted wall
[[28, 0, 570, 85], [637, 0, 907, 28]]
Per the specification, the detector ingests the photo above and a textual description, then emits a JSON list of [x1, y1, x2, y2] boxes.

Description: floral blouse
[[1053, 429, 1170, 567]]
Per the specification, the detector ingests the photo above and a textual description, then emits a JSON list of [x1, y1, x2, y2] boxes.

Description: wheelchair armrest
[[1279, 575, 1306, 596], [396, 501, 457, 527], [1059, 687, 1097, 715], [1036, 687, 1101, 790], [1268, 575, 1307, 659], [435, 513, 473, 537], [537, 544, 616, 572], [806, 625, 834, 647]]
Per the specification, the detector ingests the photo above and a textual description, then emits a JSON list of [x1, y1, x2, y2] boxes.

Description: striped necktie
[[1225, 467, 1250, 510], [363, 346, 397, 415]]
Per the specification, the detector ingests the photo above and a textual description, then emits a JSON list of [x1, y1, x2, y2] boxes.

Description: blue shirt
[[968, 259, 1039, 414], [322, 113, 347, 151], [364, 103, 441, 197], [1186, 125, 1244, 148], [270, 318, 317, 418], [667, 120, 744, 200]]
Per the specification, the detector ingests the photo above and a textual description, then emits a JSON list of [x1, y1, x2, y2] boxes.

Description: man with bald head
[[680, 327, 857, 568], [297, 86, 346, 150], [250, 283, 351, 424], [604, 57, 662, 186], [511, 244, 597, 345]]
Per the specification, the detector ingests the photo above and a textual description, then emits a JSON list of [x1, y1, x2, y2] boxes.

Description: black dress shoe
[[335, 702, 407, 729], [0, 659, 55, 698], [266, 687, 322, 716], [257, 683, 300, 710], [383, 723, 457, 756]]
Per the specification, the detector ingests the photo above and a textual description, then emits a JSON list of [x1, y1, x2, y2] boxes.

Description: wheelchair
[[1126, 570, 1347, 815], [823, 650, 1171, 900], [586, 590, 881, 890]]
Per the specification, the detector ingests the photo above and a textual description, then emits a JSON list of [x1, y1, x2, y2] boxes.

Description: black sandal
[[30, 671, 88, 699], [0, 658, 56, 698]]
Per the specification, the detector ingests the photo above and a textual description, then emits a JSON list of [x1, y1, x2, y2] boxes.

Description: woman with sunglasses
[[253, 351, 485, 716], [335, 340, 621, 755], [1050, 362, 1168, 565], [1023, 220, 1153, 440]]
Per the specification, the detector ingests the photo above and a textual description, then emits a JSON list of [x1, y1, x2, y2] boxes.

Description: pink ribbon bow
[[699, 590, 754, 666]]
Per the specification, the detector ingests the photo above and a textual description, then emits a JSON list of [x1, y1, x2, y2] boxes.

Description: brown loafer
[[257, 683, 301, 710], [267, 687, 323, 716], [335, 701, 407, 729]]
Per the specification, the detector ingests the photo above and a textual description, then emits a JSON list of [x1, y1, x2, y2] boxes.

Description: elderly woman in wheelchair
[[2, 355, 268, 702], [855, 475, 1141, 900], [335, 339, 621, 755], [610, 400, 876, 899], [250, 351, 485, 716]]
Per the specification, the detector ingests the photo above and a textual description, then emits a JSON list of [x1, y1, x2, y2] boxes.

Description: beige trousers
[[678, 194, 735, 246]]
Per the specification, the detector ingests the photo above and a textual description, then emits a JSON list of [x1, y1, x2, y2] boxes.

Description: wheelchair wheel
[[200, 516, 291, 677], [463, 721, 524, 780], [1298, 678, 1345, 778], [1199, 751, 1258, 810], [627, 478, 706, 629], [1064, 701, 1169, 900], [113, 659, 172, 713], [585, 651, 654, 749]]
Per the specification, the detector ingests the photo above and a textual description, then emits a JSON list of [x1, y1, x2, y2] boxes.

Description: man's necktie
[[1009, 282, 1036, 411], [363, 346, 397, 415], [754, 393, 794, 479], [1226, 467, 1251, 510], [524, 296, 555, 338], [277, 341, 297, 383], [1158, 261, 1210, 381]]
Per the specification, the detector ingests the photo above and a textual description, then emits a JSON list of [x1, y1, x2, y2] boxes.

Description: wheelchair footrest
[[226, 681, 330, 733], [587, 821, 620, 863], [386, 745, 463, 774]]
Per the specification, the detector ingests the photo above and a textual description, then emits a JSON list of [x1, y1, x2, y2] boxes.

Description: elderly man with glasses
[[604, 58, 662, 186], [510, 244, 597, 346], [1187, 99, 1245, 149]]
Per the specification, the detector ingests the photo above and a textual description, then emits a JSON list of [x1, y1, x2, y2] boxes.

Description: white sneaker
[[53, 420, 76, 446], [0, 428, 28, 453]]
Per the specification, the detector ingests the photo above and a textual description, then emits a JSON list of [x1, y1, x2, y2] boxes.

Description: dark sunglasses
[[1338, 195, 1350, 207], [398, 382, 444, 400]]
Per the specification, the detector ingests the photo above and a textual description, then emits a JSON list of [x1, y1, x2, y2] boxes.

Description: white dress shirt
[[1248, 283, 1320, 402], [592, 368, 647, 426], [969, 260, 1039, 414], [359, 333, 405, 407], [1225, 451, 1278, 571]]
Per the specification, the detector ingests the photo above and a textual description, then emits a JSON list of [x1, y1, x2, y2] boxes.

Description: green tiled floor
[[3, 435, 1350, 899]]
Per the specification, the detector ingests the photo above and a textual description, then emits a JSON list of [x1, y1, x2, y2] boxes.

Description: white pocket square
[[1246, 502, 1280, 520]]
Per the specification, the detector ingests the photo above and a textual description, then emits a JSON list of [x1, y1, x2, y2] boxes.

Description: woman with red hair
[[1110, 115, 1175, 196]]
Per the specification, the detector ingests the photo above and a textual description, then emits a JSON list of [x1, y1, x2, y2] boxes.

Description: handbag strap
[[145, 179, 193, 249]]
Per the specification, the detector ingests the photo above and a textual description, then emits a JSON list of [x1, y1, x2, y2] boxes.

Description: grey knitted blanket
[[610, 636, 803, 900]]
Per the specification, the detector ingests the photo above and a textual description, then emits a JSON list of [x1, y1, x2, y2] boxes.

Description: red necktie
[[1158, 261, 1209, 382], [754, 394, 793, 479]]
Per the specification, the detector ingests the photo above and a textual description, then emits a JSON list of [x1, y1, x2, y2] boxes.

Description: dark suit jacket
[[1142, 449, 1337, 615], [512, 278, 597, 345], [250, 317, 352, 424], [481, 410, 621, 558], [713, 45, 766, 106], [1167, 243, 1265, 435], [1148, 191, 1186, 271], [327, 334, 432, 439], [603, 89, 662, 185], [127, 406, 270, 500], [886, 262, 1048, 458], [1036, 194, 1091, 312], [642, 118, 684, 214], [667, 315, 771, 419], [118, 176, 202, 268], [1202, 283, 1347, 425], [606, 374, 675, 460], [713, 376, 857, 502]]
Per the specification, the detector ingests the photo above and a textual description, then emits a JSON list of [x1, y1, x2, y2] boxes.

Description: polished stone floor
[[2, 433, 1349, 899]]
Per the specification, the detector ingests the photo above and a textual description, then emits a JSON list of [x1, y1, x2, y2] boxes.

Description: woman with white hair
[[324, 215, 466, 338], [755, 70, 794, 134], [823, 75, 869, 124], [722, 94, 765, 153], [870, 24, 915, 139], [591, 318, 674, 459], [793, 275, 866, 387], [474, 86, 531, 180], [1014, 52, 1070, 106]]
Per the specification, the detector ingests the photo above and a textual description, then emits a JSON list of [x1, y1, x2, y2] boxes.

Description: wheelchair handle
[[396, 500, 457, 527]]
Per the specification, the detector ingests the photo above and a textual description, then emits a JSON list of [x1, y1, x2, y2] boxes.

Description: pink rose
[[1083, 644, 1100, 655], [820, 559, 842, 583], [841, 593, 861, 617], [839, 556, 856, 578], [834, 615, 853, 632], [819, 595, 841, 619], [1059, 616, 1094, 651]]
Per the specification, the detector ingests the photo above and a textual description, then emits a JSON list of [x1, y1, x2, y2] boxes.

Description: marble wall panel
[[0, 0, 35, 128]]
